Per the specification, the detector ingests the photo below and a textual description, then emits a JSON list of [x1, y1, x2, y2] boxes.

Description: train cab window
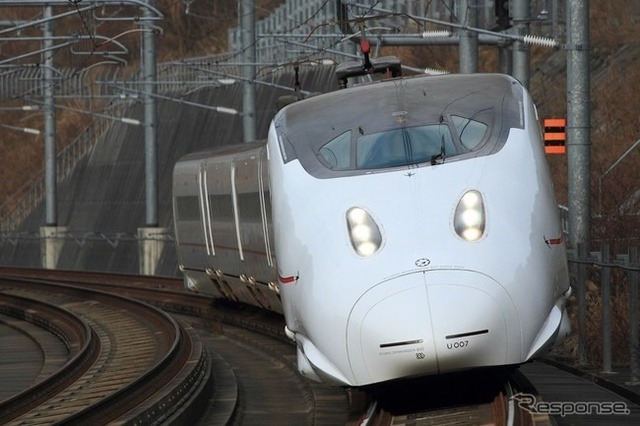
[[319, 131, 352, 170], [451, 115, 488, 151], [356, 124, 455, 169], [279, 74, 525, 179], [317, 124, 458, 171]]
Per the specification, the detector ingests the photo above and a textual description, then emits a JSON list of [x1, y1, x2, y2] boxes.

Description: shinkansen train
[[172, 64, 571, 387]]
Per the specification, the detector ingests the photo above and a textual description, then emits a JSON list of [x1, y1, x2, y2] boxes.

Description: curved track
[[0, 273, 209, 425], [0, 269, 356, 425]]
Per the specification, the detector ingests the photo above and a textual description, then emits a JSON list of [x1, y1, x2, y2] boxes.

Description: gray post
[[40, 225, 68, 269], [601, 244, 612, 373], [498, 43, 513, 75], [629, 247, 639, 384], [577, 243, 587, 365], [43, 5, 56, 226], [459, 0, 478, 73], [511, 0, 530, 87], [143, 0, 158, 226], [552, 0, 561, 40], [40, 5, 67, 269], [137, 0, 163, 275], [138, 227, 169, 275], [241, 0, 257, 143], [566, 0, 591, 250]]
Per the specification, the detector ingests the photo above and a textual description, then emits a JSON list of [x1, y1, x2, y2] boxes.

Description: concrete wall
[[0, 65, 337, 275]]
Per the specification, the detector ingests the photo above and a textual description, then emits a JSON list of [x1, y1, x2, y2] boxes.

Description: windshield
[[317, 120, 489, 171], [274, 73, 524, 178]]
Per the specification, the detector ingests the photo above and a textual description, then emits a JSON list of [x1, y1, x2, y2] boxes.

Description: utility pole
[[43, 5, 56, 226], [143, 0, 158, 227], [566, 0, 591, 249], [40, 4, 68, 269], [459, 0, 478, 73], [241, 0, 256, 143], [512, 0, 530, 87], [567, 0, 591, 370], [138, 0, 167, 276]]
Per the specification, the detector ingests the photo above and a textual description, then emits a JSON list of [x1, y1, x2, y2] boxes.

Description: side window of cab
[[319, 131, 352, 170]]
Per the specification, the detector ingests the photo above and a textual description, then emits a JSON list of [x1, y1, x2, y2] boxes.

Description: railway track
[[0, 269, 356, 424], [0, 272, 209, 425], [0, 268, 550, 425], [359, 367, 550, 425]]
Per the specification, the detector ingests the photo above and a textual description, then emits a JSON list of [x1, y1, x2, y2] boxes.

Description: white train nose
[[346, 270, 520, 385], [347, 276, 439, 384]]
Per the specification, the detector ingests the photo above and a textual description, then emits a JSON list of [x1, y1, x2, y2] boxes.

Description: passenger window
[[451, 115, 488, 150], [176, 196, 200, 221], [319, 131, 352, 170]]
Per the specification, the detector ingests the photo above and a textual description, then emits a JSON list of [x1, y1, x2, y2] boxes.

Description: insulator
[[424, 68, 450, 75], [523, 35, 558, 48], [421, 30, 451, 38]]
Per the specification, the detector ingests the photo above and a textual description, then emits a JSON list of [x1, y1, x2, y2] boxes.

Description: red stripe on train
[[278, 274, 297, 284], [545, 235, 564, 246]]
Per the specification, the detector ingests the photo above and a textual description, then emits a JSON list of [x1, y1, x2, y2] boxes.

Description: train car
[[172, 68, 571, 387], [172, 143, 281, 312]]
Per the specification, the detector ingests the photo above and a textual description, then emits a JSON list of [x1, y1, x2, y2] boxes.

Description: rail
[[0, 272, 210, 424], [0, 268, 355, 424], [0, 289, 99, 422]]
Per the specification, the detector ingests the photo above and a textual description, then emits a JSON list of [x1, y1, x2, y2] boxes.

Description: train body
[[172, 72, 571, 387]]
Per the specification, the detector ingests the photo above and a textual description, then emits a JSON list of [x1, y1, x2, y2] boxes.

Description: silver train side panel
[[172, 142, 281, 313]]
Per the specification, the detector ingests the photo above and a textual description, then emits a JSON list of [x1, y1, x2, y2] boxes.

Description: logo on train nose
[[415, 258, 431, 267]]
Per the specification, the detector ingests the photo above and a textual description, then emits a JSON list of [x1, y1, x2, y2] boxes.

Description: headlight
[[454, 190, 485, 242], [346, 207, 382, 257]]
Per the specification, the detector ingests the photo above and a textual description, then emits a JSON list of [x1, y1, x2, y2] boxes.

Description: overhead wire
[[6, 0, 408, 104]]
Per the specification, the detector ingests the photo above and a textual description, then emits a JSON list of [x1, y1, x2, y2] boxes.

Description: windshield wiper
[[430, 135, 446, 165]]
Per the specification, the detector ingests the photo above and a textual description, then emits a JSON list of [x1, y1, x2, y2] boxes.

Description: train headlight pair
[[345, 192, 483, 256], [346, 207, 382, 257], [454, 190, 486, 242]]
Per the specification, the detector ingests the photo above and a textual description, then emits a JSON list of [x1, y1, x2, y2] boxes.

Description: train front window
[[277, 74, 525, 179], [319, 131, 352, 170], [317, 124, 456, 171], [356, 124, 455, 169], [451, 115, 488, 150]]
